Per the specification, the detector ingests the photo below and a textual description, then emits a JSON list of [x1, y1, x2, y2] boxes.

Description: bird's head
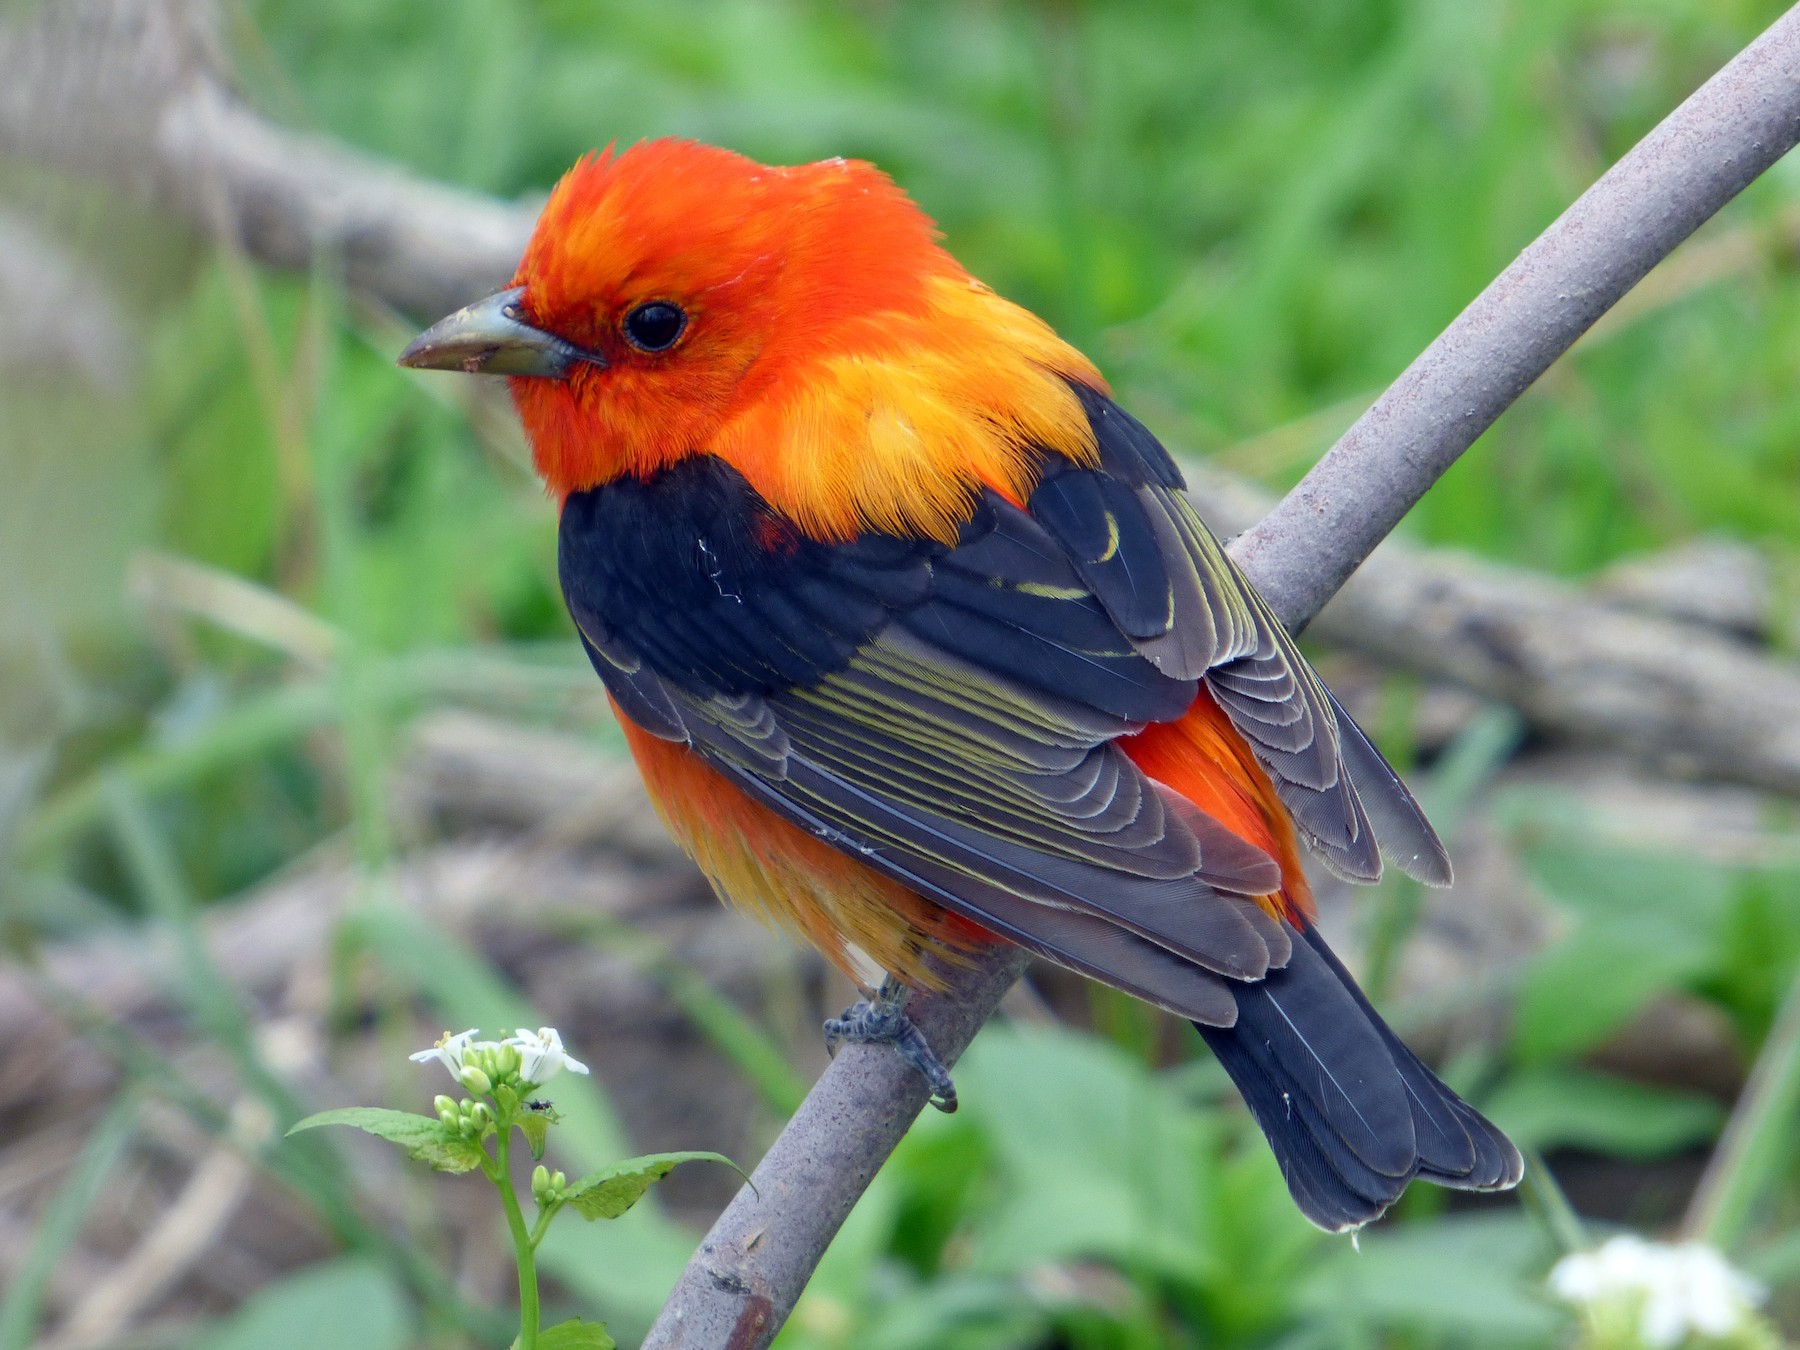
[[401, 139, 1100, 539]]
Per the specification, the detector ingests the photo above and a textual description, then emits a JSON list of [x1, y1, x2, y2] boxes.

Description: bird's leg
[[823, 974, 957, 1113]]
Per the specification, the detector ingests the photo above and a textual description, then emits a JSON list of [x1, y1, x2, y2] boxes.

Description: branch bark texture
[[7, 2, 1800, 1346], [1230, 5, 1800, 632]]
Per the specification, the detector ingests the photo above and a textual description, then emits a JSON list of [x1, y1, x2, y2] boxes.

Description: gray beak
[[396, 286, 604, 378]]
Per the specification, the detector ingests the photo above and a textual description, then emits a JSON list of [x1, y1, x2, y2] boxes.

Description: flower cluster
[[530, 1164, 570, 1208], [433, 1093, 491, 1138], [409, 1027, 590, 1093], [295, 1023, 735, 1350], [1550, 1235, 1772, 1349]]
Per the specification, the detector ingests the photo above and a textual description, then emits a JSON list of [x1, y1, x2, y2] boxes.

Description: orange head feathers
[[494, 139, 1104, 540]]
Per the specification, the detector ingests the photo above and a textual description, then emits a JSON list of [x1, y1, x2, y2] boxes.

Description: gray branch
[[1230, 6, 1800, 633], [7, 2, 1800, 1346]]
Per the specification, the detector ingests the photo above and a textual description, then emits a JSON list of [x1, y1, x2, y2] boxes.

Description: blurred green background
[[7, 0, 1800, 1346]]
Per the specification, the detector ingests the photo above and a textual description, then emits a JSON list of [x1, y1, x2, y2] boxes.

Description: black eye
[[622, 301, 687, 352]]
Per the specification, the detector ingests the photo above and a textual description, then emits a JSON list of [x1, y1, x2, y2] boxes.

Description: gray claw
[[823, 975, 957, 1112]]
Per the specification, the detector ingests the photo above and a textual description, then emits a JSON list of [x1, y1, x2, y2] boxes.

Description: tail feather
[[1295, 925, 1521, 1191], [1198, 922, 1522, 1231]]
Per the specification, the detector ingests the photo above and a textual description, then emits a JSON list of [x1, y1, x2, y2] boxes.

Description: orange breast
[[616, 708, 992, 989]]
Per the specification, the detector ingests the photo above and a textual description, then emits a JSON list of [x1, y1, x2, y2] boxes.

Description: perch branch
[[1229, 7, 1800, 632]]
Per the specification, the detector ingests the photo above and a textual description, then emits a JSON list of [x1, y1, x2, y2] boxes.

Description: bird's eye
[[622, 301, 687, 352]]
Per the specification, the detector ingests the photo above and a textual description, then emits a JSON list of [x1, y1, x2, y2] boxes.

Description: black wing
[[557, 393, 1443, 1017], [1035, 384, 1448, 884]]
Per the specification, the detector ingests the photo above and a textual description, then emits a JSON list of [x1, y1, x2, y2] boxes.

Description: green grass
[[6, 0, 1800, 1345]]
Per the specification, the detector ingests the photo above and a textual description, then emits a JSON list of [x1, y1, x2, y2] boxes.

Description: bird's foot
[[823, 975, 957, 1113]]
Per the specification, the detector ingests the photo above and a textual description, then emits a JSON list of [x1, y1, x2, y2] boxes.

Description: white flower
[[1550, 1234, 1766, 1348], [410, 1028, 494, 1082], [505, 1027, 589, 1085]]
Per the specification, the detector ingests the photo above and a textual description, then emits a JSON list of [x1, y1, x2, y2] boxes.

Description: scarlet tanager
[[399, 139, 1522, 1230]]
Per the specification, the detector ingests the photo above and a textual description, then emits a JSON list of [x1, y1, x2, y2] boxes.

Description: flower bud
[[435, 1098, 460, 1129], [468, 1101, 493, 1128], [551, 1170, 567, 1192], [531, 1164, 550, 1195], [495, 1044, 522, 1080], [458, 1064, 493, 1095]]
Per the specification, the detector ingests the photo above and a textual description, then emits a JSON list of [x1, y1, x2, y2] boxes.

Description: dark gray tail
[[1197, 924, 1522, 1231]]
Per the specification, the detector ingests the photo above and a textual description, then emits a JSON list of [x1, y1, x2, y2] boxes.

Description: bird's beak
[[396, 286, 604, 378]]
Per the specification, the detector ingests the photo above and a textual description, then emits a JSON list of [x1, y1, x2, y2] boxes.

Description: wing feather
[[1036, 386, 1444, 884], [560, 417, 1449, 1005]]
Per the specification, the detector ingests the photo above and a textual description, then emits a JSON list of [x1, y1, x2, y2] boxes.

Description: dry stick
[[644, 11, 1800, 1346]]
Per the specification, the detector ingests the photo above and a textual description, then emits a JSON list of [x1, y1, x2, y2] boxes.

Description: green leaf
[[565, 1152, 747, 1221], [536, 1319, 615, 1350], [1514, 924, 1702, 1062], [955, 1024, 1216, 1282], [288, 1108, 485, 1174], [0, 1091, 139, 1350], [1486, 1065, 1725, 1159], [1510, 831, 1733, 1061], [517, 1112, 551, 1160]]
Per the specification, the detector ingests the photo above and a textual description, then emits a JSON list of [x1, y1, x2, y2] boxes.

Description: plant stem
[[1684, 959, 1800, 1250], [1518, 1149, 1588, 1256], [528, 1202, 559, 1253], [493, 1131, 541, 1350]]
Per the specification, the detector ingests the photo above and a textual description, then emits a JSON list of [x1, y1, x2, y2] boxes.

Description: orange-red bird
[[399, 139, 1521, 1230]]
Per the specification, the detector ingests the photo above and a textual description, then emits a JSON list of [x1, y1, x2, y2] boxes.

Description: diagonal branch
[[645, 12, 1800, 1345], [6, 2, 1800, 1346], [1232, 8, 1800, 632]]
